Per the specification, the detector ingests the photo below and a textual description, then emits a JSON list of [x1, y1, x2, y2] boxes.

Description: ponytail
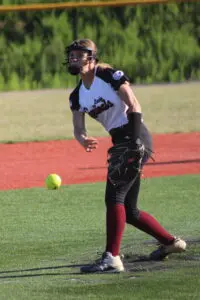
[[96, 62, 112, 69]]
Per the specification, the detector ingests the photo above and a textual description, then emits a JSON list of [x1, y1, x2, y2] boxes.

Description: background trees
[[0, 1, 199, 90]]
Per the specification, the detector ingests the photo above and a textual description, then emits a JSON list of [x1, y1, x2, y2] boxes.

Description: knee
[[126, 208, 140, 224]]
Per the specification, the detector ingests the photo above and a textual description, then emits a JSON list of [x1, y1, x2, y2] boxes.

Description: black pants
[[105, 122, 152, 221]]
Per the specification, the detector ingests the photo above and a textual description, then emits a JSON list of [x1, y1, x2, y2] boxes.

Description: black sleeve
[[69, 81, 82, 111], [96, 66, 130, 91]]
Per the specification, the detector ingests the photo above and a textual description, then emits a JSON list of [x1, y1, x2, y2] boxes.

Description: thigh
[[124, 175, 141, 211], [105, 176, 134, 206]]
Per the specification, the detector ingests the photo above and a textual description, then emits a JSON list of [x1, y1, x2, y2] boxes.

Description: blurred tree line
[[0, 1, 199, 91]]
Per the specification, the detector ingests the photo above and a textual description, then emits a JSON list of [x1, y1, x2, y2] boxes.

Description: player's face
[[68, 50, 95, 75], [68, 50, 89, 67]]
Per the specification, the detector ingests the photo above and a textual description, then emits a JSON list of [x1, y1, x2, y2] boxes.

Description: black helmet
[[64, 39, 97, 75]]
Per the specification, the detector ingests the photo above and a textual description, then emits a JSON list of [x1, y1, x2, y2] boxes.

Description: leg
[[125, 175, 186, 259], [80, 177, 132, 273], [105, 177, 133, 256], [125, 175, 175, 245]]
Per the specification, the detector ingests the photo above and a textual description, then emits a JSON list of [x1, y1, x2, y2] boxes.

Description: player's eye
[[69, 52, 87, 61]]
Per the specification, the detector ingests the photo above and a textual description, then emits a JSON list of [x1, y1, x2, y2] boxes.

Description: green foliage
[[7, 71, 21, 90], [0, 74, 5, 90], [0, 2, 199, 90]]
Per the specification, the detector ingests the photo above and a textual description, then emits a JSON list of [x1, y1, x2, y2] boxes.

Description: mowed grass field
[[0, 82, 200, 143], [0, 82, 200, 299], [0, 176, 200, 300]]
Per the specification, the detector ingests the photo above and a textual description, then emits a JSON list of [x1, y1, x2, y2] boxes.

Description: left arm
[[118, 81, 142, 141], [118, 82, 141, 113]]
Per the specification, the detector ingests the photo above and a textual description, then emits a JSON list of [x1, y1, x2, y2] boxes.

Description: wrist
[[127, 112, 142, 141], [127, 106, 141, 114]]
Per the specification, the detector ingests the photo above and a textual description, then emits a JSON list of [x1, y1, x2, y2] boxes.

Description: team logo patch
[[112, 70, 124, 80]]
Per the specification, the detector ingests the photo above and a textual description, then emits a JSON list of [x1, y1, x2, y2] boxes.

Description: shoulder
[[69, 80, 82, 110], [69, 80, 82, 99], [95, 66, 130, 90]]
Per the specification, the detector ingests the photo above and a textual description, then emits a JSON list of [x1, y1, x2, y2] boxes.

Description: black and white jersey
[[69, 66, 130, 132]]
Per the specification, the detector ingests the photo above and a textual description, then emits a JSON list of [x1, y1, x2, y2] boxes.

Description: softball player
[[64, 38, 186, 273]]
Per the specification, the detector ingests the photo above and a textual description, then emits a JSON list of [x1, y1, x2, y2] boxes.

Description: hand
[[83, 137, 99, 152]]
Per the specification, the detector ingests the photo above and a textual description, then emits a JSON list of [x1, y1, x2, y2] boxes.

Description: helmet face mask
[[68, 51, 90, 75], [64, 40, 97, 75]]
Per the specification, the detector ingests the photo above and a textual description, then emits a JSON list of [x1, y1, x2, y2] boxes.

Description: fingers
[[86, 143, 98, 152], [84, 137, 99, 152], [86, 137, 98, 143]]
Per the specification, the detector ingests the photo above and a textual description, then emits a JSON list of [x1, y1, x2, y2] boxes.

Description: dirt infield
[[0, 132, 200, 190]]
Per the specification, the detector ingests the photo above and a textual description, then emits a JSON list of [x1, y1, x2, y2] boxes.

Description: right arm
[[72, 110, 98, 152]]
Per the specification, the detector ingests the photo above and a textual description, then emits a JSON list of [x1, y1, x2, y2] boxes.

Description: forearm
[[72, 110, 87, 147], [72, 111, 98, 152], [74, 128, 87, 147]]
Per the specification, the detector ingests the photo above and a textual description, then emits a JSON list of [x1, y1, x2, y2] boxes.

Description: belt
[[109, 123, 129, 136]]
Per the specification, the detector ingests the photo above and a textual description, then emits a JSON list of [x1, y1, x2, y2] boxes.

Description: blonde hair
[[74, 38, 112, 69], [74, 38, 97, 55], [96, 62, 112, 69]]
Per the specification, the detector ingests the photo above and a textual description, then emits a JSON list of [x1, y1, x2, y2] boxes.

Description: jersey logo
[[83, 97, 114, 119], [112, 70, 124, 80]]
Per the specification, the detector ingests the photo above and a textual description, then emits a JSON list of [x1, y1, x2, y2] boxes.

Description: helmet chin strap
[[68, 65, 82, 75], [68, 57, 93, 75]]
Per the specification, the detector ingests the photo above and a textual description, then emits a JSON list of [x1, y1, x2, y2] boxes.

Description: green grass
[[0, 174, 200, 299], [0, 82, 200, 143]]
